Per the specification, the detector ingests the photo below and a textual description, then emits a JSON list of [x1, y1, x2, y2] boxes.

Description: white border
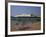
[[8, 2, 43, 35]]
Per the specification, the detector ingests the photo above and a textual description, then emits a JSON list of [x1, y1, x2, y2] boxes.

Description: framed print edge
[[5, 1, 45, 37]]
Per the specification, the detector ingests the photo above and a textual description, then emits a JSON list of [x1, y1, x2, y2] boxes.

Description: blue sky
[[11, 5, 41, 17]]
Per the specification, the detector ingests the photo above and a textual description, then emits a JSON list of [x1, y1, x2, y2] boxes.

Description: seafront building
[[15, 14, 31, 17]]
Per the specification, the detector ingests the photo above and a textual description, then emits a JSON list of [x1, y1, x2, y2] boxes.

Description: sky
[[11, 5, 41, 17]]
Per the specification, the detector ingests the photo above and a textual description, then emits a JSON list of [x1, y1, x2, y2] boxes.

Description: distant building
[[15, 14, 31, 17]]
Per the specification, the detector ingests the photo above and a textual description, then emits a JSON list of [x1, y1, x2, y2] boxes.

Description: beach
[[10, 17, 41, 31], [11, 22, 41, 31]]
